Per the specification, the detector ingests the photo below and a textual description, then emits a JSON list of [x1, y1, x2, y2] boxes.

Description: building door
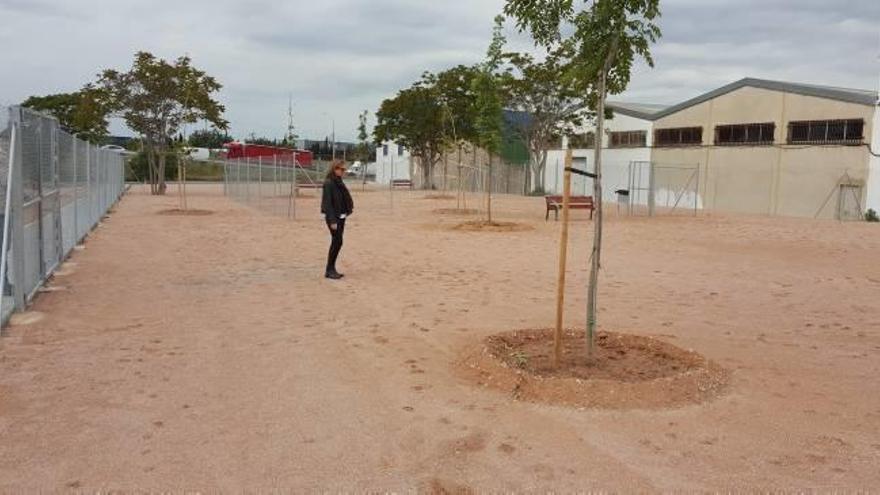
[[837, 184, 862, 221]]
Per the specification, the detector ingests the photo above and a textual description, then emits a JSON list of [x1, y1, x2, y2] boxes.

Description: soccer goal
[[626, 161, 701, 216]]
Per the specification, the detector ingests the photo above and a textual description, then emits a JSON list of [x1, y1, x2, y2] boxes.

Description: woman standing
[[321, 160, 354, 279]]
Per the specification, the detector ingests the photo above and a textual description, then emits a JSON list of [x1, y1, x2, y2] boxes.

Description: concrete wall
[[652, 86, 875, 219]]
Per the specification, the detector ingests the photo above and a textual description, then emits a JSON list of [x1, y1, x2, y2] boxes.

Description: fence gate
[[837, 184, 863, 221]]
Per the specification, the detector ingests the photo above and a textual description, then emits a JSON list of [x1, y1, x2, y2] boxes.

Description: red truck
[[223, 142, 314, 167]]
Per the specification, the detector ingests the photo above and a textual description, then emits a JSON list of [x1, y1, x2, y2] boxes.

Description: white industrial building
[[373, 141, 412, 185], [543, 102, 667, 201]]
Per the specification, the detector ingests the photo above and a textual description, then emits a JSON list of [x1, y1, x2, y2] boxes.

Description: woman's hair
[[325, 160, 346, 181]]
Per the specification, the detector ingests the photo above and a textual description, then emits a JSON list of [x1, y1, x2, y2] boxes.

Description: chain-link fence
[[222, 156, 324, 219], [1, 106, 126, 327]]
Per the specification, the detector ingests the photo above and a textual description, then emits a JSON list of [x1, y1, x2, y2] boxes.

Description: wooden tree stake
[[554, 148, 574, 367]]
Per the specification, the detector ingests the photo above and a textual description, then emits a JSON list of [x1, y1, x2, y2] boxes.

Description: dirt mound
[[157, 208, 214, 216], [452, 220, 532, 232], [458, 329, 729, 410], [434, 208, 480, 216]]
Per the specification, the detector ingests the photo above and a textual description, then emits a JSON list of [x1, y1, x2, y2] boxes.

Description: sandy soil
[[1, 183, 879, 491]]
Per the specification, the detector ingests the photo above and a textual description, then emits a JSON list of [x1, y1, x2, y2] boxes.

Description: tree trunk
[[157, 150, 167, 195], [146, 142, 158, 195], [586, 68, 608, 358], [536, 151, 548, 193], [443, 152, 448, 192], [486, 153, 493, 223]]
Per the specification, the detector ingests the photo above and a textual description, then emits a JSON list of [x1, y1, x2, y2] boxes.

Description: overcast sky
[[1, 0, 878, 141]]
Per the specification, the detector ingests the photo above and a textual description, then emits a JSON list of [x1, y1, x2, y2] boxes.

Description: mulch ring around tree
[[156, 208, 214, 216], [433, 208, 480, 216], [457, 328, 730, 410], [451, 220, 533, 232]]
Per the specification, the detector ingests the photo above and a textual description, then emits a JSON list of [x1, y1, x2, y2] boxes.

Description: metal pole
[[9, 109, 26, 311], [289, 152, 297, 220], [1, 122, 18, 319], [390, 152, 394, 212], [72, 137, 78, 244], [648, 161, 656, 217]]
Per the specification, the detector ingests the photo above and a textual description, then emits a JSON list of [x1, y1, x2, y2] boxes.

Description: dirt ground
[[1, 183, 879, 491]]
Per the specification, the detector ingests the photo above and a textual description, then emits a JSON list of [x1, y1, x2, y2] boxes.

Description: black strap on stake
[[565, 167, 597, 179]]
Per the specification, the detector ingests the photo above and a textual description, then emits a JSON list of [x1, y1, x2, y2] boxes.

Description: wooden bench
[[391, 179, 413, 189], [545, 195, 594, 221]]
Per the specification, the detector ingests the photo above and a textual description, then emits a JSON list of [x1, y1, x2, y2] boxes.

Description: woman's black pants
[[325, 218, 346, 273]]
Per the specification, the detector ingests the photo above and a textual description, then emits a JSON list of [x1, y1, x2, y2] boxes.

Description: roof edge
[[652, 78, 878, 120]]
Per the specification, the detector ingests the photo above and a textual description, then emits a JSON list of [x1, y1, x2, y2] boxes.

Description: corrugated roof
[[651, 78, 879, 120]]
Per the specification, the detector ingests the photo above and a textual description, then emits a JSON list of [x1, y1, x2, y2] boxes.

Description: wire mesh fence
[[1, 106, 126, 327], [221, 156, 325, 219]]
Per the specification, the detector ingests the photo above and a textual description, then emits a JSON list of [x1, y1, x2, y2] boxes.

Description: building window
[[788, 119, 864, 144], [382, 144, 388, 156], [568, 132, 595, 149], [398, 145, 404, 156], [609, 130, 647, 148], [655, 127, 703, 147], [715, 123, 775, 145]]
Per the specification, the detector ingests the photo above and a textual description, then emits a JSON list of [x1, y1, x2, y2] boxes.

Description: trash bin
[[615, 189, 630, 213]]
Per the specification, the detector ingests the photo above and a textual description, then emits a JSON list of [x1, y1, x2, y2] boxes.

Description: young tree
[[357, 110, 370, 184], [430, 65, 480, 194], [504, 47, 588, 194], [98, 52, 227, 195], [471, 15, 508, 223], [504, 0, 661, 355], [22, 88, 111, 143]]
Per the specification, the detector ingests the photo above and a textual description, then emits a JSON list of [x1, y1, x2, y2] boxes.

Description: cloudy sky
[[1, 0, 878, 141]]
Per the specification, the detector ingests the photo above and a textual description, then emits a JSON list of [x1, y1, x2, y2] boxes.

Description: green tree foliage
[[504, 0, 661, 96], [22, 88, 110, 143], [504, 46, 591, 193], [357, 110, 369, 161], [504, 0, 661, 356], [245, 135, 282, 146], [427, 65, 481, 145], [188, 129, 230, 149], [374, 79, 446, 189], [97, 52, 227, 195]]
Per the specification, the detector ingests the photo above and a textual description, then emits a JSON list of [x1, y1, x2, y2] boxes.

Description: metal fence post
[[9, 110, 26, 311], [72, 137, 78, 245], [51, 121, 62, 270]]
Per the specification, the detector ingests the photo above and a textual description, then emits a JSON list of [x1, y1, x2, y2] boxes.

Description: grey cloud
[[1, 0, 878, 140]]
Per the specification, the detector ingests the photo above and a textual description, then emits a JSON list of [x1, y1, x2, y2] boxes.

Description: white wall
[[374, 141, 411, 185], [542, 112, 654, 204], [866, 105, 880, 213]]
